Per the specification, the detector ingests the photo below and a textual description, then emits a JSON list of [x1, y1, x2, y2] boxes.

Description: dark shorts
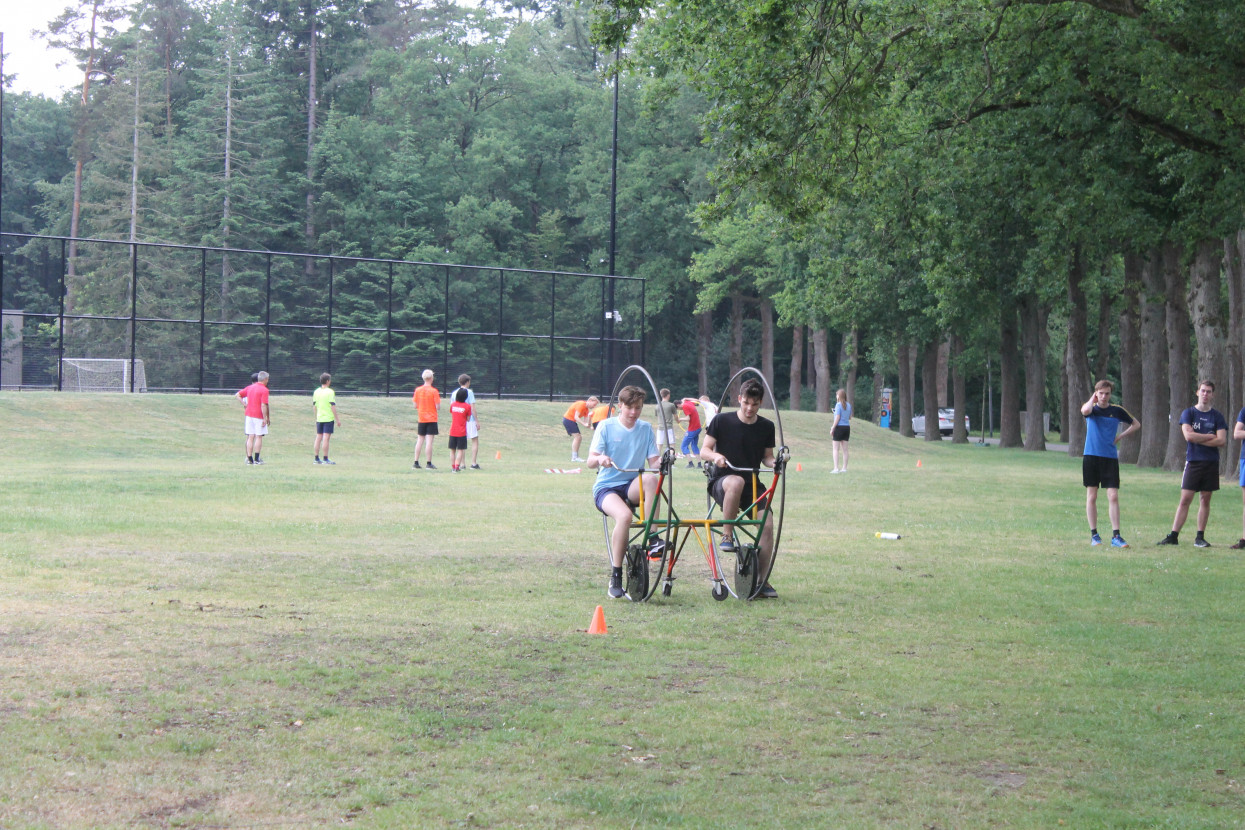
[[316, 421, 335, 435], [417, 422, 439, 436], [594, 483, 635, 514], [1082, 455, 1120, 489], [709, 473, 769, 513], [832, 424, 850, 442], [448, 435, 467, 450], [563, 417, 580, 436], [1181, 460, 1220, 493]]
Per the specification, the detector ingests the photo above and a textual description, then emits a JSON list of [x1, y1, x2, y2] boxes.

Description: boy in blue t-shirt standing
[[1233, 408, 1245, 550], [1157, 380, 1228, 547], [1081, 380, 1140, 547]]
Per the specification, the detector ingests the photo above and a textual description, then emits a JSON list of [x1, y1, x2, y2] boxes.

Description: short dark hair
[[1199, 380, 1215, 392], [739, 379, 764, 402], [320, 372, 332, 385], [618, 385, 646, 406], [455, 387, 469, 403]]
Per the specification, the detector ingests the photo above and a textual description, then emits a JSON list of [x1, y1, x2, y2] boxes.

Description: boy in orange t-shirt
[[412, 369, 441, 469], [562, 395, 599, 462]]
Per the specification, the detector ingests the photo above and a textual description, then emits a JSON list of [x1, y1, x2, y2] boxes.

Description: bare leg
[[601, 493, 634, 568], [1085, 486, 1099, 531], [1105, 487, 1120, 532], [1172, 489, 1197, 532], [1196, 491, 1213, 532]]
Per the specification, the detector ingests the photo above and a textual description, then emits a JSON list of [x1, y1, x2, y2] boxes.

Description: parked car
[[912, 408, 970, 436]]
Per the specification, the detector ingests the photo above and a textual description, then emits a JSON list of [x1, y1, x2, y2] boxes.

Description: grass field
[[1, 391, 1243, 829]]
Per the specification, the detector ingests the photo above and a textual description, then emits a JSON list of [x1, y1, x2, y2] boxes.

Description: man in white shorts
[[236, 371, 271, 464]]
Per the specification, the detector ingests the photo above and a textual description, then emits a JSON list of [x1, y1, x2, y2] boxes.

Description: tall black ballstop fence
[[0, 233, 645, 399]]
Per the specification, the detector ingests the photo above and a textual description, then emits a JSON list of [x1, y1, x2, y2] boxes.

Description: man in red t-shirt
[[448, 387, 473, 472], [679, 396, 702, 467], [412, 369, 441, 469], [235, 371, 271, 464]]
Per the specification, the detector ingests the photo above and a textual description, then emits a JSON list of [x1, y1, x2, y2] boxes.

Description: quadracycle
[[597, 365, 790, 601]]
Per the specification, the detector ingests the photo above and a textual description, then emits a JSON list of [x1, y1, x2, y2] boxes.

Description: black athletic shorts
[[316, 421, 335, 435], [1181, 459, 1220, 493], [448, 435, 467, 450], [417, 422, 439, 436], [1082, 455, 1120, 489], [832, 424, 850, 442], [709, 472, 769, 515]]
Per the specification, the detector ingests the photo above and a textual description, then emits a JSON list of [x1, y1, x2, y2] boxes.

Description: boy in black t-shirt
[[701, 379, 778, 598]]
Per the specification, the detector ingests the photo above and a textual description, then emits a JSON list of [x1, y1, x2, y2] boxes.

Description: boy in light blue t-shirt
[[588, 385, 661, 600]]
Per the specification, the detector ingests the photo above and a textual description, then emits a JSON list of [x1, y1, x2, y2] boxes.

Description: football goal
[[60, 358, 148, 392]]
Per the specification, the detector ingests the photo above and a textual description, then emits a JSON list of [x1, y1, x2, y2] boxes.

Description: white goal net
[[60, 358, 148, 392]]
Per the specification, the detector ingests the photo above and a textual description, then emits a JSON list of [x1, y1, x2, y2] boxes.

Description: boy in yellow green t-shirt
[[312, 372, 342, 464]]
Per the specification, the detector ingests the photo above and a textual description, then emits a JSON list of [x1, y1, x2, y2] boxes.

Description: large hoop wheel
[[607, 365, 676, 602], [711, 367, 788, 600]]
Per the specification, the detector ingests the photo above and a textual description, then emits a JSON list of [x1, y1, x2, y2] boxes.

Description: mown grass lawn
[[1, 391, 1243, 828]]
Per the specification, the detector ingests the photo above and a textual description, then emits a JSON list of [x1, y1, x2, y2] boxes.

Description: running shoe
[[323, 459, 335, 465], [470, 464, 482, 470], [757, 583, 778, 599], [426, 462, 436, 469], [648, 539, 667, 560], [1090, 532, 1103, 546], [1230, 539, 1245, 550], [1193, 538, 1211, 548], [718, 536, 737, 553], [413, 461, 421, 469], [1110, 536, 1129, 548], [314, 458, 323, 464], [1156, 534, 1178, 546], [607, 574, 625, 599]]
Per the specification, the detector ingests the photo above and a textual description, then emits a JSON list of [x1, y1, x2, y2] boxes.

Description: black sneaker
[[1156, 534, 1178, 546], [253, 458, 264, 465], [426, 462, 436, 469], [413, 461, 421, 469], [1193, 538, 1211, 548], [648, 539, 667, 560], [1230, 539, 1245, 550], [757, 582, 778, 599], [687, 460, 695, 468], [607, 574, 625, 599], [470, 464, 482, 470]]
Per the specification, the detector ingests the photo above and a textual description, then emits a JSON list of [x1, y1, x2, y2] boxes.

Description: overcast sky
[[2, 1, 83, 100]]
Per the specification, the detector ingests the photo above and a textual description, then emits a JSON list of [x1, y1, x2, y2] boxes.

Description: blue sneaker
[[1110, 535, 1129, 548], [1090, 533, 1103, 546]]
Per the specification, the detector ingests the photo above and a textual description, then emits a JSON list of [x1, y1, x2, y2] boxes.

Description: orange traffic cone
[[796, 463, 803, 472], [916, 459, 922, 468], [587, 605, 608, 635], [495, 450, 502, 460]]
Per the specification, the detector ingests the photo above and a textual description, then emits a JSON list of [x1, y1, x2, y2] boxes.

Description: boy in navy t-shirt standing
[[1158, 380, 1228, 547], [1081, 380, 1140, 547]]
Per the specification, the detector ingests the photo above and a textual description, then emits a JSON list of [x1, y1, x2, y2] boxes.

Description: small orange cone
[[587, 605, 608, 635], [916, 459, 922, 468], [796, 463, 803, 472], [495, 450, 502, 460]]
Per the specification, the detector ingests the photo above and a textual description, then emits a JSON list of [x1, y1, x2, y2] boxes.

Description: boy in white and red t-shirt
[[235, 371, 271, 465], [448, 387, 473, 472]]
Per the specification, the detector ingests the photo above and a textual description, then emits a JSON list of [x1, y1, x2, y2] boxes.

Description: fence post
[[129, 242, 138, 392], [327, 256, 334, 373], [385, 262, 393, 397], [57, 238, 66, 391], [549, 274, 555, 401], [264, 253, 272, 372], [0, 250, 5, 390], [442, 265, 449, 391], [198, 248, 206, 394], [496, 269, 504, 398]]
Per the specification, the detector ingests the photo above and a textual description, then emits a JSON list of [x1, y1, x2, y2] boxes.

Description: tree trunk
[[951, 335, 968, 443], [1188, 238, 1228, 473], [729, 293, 744, 396], [1163, 242, 1193, 472], [67, 0, 107, 311], [1117, 252, 1144, 464], [1095, 280, 1112, 382], [1225, 231, 1245, 478], [1058, 367, 1069, 443], [1136, 248, 1169, 468], [936, 338, 950, 407], [922, 339, 941, 442], [812, 327, 831, 413], [759, 296, 774, 406], [1021, 293, 1049, 452], [788, 324, 803, 410], [1065, 247, 1093, 458], [842, 326, 859, 404], [998, 304, 1022, 448], [897, 342, 916, 437], [697, 310, 712, 397]]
